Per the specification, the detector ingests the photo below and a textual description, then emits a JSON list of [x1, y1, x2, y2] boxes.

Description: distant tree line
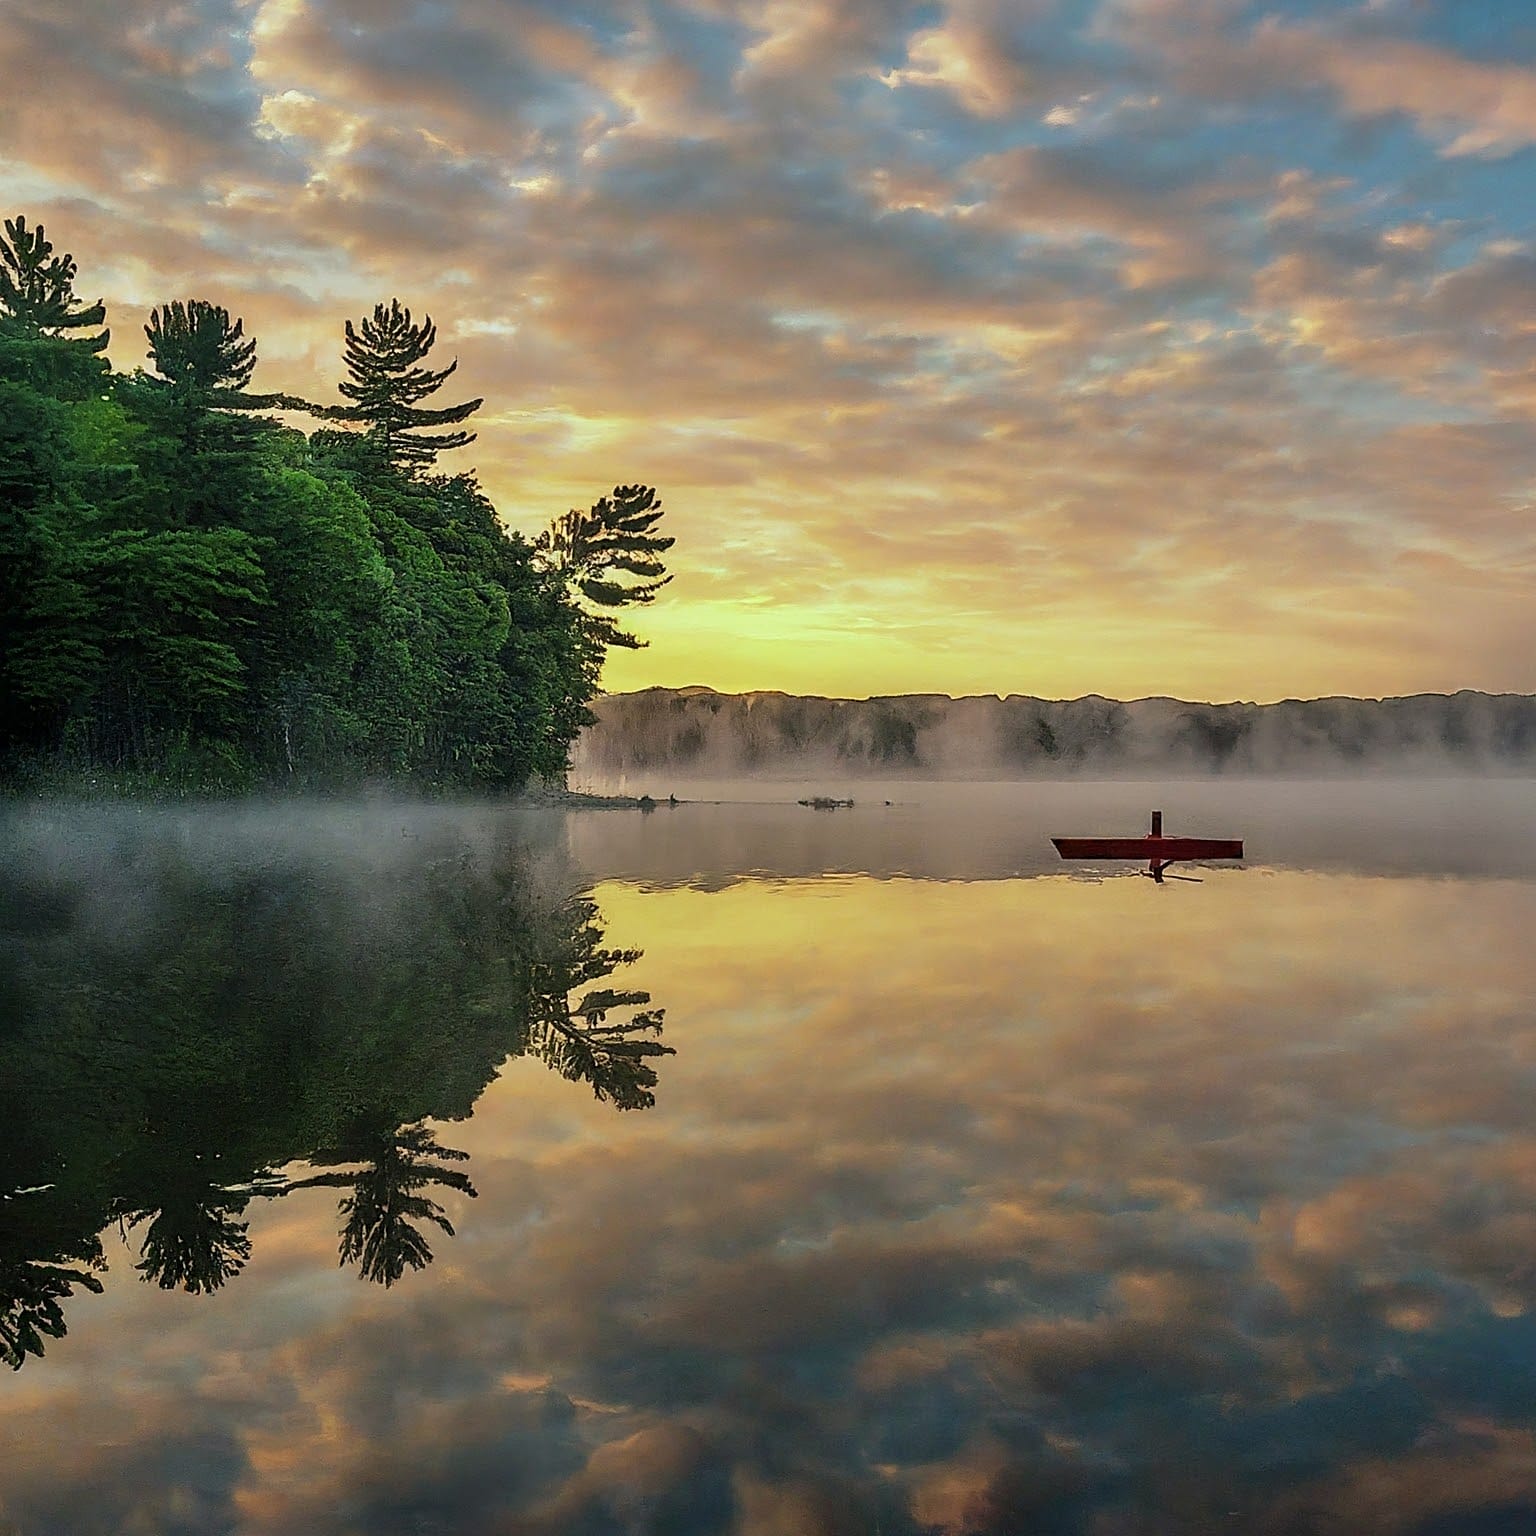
[[0, 214, 673, 790]]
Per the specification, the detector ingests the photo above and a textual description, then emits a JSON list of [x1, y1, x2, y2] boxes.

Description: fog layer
[[573, 687, 1536, 781]]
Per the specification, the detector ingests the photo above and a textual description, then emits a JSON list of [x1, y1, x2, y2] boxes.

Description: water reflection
[[567, 776, 1536, 885], [5, 793, 1536, 1533], [526, 893, 674, 1111], [279, 1119, 476, 1288], [1, 807, 670, 1365], [0, 1201, 105, 1373], [125, 1170, 274, 1295]]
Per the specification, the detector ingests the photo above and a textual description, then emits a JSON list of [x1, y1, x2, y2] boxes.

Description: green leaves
[[79, 528, 269, 750], [0, 210, 671, 792]]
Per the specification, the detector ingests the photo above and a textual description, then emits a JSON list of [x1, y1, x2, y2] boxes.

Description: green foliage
[[79, 527, 269, 747], [0, 216, 108, 348], [145, 299, 256, 395], [336, 298, 481, 472], [0, 212, 677, 792]]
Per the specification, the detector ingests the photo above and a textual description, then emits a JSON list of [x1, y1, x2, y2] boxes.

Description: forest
[[0, 214, 672, 792]]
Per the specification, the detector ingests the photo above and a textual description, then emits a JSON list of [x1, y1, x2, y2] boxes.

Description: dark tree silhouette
[[142, 298, 315, 416], [1, 1253, 105, 1371], [0, 215, 108, 350], [281, 1121, 477, 1287], [145, 300, 256, 395], [536, 485, 674, 652], [337, 299, 481, 471], [0, 1196, 106, 1371], [128, 1195, 253, 1294], [125, 1173, 286, 1294], [525, 894, 674, 1110]]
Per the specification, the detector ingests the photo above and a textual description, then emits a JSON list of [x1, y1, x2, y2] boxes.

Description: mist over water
[[568, 777, 1536, 884], [5, 784, 1536, 1532]]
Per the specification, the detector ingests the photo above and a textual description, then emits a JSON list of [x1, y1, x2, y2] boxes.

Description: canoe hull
[[1051, 836, 1243, 862]]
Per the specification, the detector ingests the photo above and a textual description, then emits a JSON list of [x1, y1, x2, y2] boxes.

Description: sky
[[4, 0, 1536, 703]]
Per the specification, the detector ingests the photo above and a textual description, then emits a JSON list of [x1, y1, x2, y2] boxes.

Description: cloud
[[882, 0, 1067, 119], [4, 0, 1536, 699], [969, 140, 1250, 285], [0, 0, 284, 193], [1105, 0, 1536, 159], [1285, 26, 1536, 160]]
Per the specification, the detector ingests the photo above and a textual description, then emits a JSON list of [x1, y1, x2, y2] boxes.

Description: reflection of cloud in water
[[6, 849, 1536, 1530]]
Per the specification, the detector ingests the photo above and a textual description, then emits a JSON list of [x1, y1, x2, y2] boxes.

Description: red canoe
[[1051, 811, 1243, 866], [1051, 836, 1243, 861]]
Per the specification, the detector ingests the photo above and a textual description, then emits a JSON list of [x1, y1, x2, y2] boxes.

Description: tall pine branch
[[145, 300, 256, 396], [535, 485, 674, 651], [142, 299, 314, 414], [335, 300, 480, 472]]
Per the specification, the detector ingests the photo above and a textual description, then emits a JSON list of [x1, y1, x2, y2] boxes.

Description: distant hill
[[571, 687, 1536, 779]]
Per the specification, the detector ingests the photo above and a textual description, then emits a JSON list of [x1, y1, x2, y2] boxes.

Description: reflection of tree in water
[[526, 894, 673, 1112], [1, 827, 673, 1362], [130, 1191, 254, 1294], [281, 1119, 476, 1287], [124, 1165, 285, 1294], [0, 1211, 104, 1371], [274, 895, 672, 1285]]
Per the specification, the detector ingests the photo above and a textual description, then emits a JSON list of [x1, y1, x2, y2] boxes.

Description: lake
[[5, 782, 1536, 1533]]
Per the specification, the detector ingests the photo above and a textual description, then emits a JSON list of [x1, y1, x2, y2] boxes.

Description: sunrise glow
[[6, 0, 1536, 701]]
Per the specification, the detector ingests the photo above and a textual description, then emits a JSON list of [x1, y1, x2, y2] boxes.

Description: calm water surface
[[5, 782, 1536, 1533]]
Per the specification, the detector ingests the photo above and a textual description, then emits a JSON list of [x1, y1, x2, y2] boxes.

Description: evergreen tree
[[0, 217, 109, 401], [336, 300, 480, 472], [0, 216, 108, 348], [78, 527, 270, 765], [0, 211, 671, 792], [144, 300, 256, 396], [142, 299, 311, 415], [536, 484, 674, 651], [0, 383, 102, 747]]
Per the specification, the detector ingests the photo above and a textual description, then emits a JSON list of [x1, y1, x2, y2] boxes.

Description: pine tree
[[144, 300, 256, 396], [336, 300, 480, 471], [535, 484, 673, 651], [0, 216, 108, 350]]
